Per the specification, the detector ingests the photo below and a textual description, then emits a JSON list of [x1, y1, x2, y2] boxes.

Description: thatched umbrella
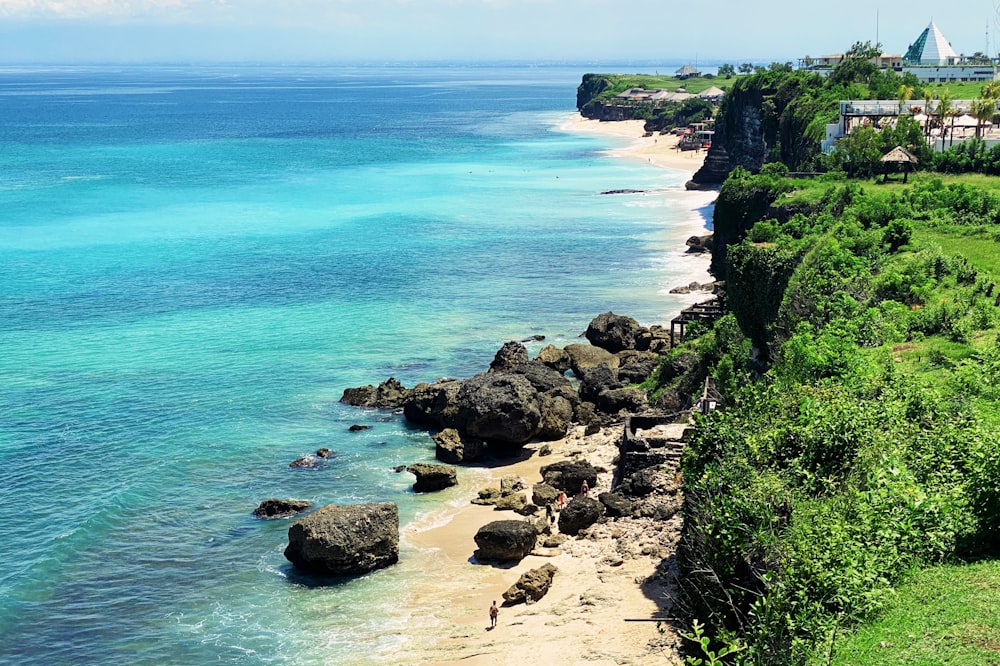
[[881, 146, 919, 183]]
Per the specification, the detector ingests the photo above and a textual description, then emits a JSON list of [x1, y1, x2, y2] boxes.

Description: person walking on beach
[[557, 490, 566, 509], [489, 601, 499, 629], [545, 502, 554, 525], [580, 480, 589, 497]]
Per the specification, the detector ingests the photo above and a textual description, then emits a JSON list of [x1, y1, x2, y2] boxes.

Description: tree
[[982, 80, 1000, 100], [738, 62, 754, 74], [971, 97, 997, 139], [936, 91, 955, 147], [897, 83, 914, 113], [923, 88, 934, 138], [831, 40, 883, 86], [718, 63, 735, 79]]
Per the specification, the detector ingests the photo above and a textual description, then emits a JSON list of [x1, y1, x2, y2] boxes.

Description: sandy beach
[[384, 115, 713, 665]]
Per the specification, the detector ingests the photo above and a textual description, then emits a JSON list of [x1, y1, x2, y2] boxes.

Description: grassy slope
[[590, 73, 737, 98], [814, 560, 1000, 665]]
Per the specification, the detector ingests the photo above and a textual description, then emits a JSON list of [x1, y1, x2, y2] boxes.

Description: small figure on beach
[[545, 502, 554, 524], [580, 480, 589, 497], [489, 600, 499, 628], [557, 490, 566, 509]]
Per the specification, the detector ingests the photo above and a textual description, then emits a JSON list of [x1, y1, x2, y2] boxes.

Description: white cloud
[[0, 0, 219, 20]]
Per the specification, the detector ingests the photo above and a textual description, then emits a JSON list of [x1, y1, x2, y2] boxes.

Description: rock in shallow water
[[284, 503, 399, 576], [406, 463, 458, 492], [253, 498, 312, 519]]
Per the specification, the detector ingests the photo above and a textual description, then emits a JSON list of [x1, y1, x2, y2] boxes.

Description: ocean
[[0, 64, 710, 664]]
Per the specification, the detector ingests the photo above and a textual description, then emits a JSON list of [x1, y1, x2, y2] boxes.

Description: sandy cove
[[383, 116, 712, 665]]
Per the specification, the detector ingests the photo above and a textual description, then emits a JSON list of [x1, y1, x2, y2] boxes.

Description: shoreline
[[382, 115, 710, 665]]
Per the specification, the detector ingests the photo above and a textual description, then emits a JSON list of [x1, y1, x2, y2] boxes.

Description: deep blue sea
[[0, 64, 711, 664]]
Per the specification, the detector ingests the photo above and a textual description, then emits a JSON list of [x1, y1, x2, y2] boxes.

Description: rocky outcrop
[[503, 563, 558, 604], [597, 491, 634, 518], [685, 233, 714, 254], [557, 496, 604, 535], [406, 463, 458, 492], [586, 311, 643, 353], [474, 520, 538, 561], [401, 380, 462, 426], [489, 341, 530, 372], [616, 350, 660, 384], [532, 482, 559, 507], [284, 503, 399, 576], [433, 428, 485, 464], [541, 460, 599, 492], [253, 498, 312, 519], [340, 377, 410, 409], [535, 344, 571, 373], [564, 343, 619, 382], [451, 373, 542, 445]]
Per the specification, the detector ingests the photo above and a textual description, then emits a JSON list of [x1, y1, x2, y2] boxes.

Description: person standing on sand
[[489, 601, 499, 628], [557, 490, 566, 509], [545, 502, 554, 524], [580, 480, 589, 497]]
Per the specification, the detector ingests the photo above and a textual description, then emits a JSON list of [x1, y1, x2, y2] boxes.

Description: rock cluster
[[284, 503, 399, 576], [340, 312, 670, 451], [406, 463, 458, 493]]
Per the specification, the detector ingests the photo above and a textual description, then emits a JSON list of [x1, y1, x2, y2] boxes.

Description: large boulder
[[558, 496, 604, 535], [537, 391, 575, 441], [340, 377, 410, 408], [598, 491, 634, 518], [450, 373, 541, 445], [585, 312, 645, 353], [490, 341, 530, 372], [494, 492, 528, 512], [402, 380, 462, 427], [512, 362, 575, 395], [253, 498, 312, 519], [579, 364, 625, 404], [540, 460, 599, 493], [503, 563, 558, 604], [564, 343, 619, 382], [433, 428, 485, 464], [535, 345, 571, 373], [592, 386, 648, 415], [406, 463, 458, 492], [474, 520, 538, 561], [532, 482, 560, 507], [616, 350, 661, 384], [284, 503, 399, 576]]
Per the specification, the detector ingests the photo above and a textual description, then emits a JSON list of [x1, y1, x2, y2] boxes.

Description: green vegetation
[[655, 170, 1000, 665], [813, 560, 1000, 665]]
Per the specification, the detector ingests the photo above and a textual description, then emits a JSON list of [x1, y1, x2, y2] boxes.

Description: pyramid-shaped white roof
[[904, 21, 959, 65]]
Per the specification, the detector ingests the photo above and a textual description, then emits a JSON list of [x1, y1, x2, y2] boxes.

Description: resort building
[[801, 20, 1000, 84]]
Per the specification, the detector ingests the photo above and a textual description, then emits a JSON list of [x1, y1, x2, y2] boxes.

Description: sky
[[0, 0, 998, 64]]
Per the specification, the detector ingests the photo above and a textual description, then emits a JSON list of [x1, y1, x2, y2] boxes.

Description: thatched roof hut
[[881, 146, 919, 182]]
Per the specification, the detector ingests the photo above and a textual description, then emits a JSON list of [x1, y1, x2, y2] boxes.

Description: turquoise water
[[0, 64, 709, 664]]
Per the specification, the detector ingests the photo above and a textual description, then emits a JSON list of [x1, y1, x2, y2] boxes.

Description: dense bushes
[[674, 173, 1000, 664]]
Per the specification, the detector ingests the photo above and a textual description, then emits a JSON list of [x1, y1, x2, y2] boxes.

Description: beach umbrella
[[954, 114, 978, 127], [881, 146, 919, 183]]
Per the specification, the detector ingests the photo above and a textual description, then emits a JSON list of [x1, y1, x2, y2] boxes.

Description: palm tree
[[936, 91, 955, 147], [922, 88, 934, 138], [972, 97, 998, 139], [982, 80, 1000, 100], [897, 84, 914, 114]]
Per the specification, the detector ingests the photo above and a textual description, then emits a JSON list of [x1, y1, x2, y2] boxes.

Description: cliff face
[[691, 81, 768, 185]]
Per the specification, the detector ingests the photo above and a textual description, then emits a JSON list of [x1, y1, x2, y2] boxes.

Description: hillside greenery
[[652, 170, 1000, 665]]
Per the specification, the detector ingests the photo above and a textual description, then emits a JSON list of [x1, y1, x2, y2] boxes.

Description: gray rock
[[598, 491, 634, 518], [474, 520, 538, 561], [541, 459, 599, 492], [535, 345, 571, 373], [494, 492, 528, 512], [471, 487, 501, 506], [616, 350, 661, 384], [340, 377, 410, 408], [500, 475, 526, 495], [406, 463, 458, 493], [564, 343, 619, 382], [253, 498, 313, 519], [401, 379, 462, 427], [531, 482, 559, 507], [284, 503, 399, 576], [503, 563, 558, 604], [490, 341, 530, 372], [450, 373, 541, 445], [537, 392, 575, 441], [585, 312, 645, 353], [558, 496, 604, 535], [433, 428, 485, 464]]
